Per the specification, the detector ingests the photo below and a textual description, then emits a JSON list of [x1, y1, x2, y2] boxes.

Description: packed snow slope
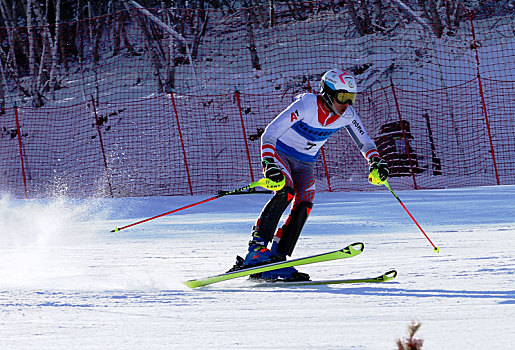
[[0, 185, 514, 349]]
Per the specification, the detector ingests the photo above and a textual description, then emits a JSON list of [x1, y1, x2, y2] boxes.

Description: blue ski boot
[[242, 240, 278, 267], [259, 267, 310, 281], [253, 240, 310, 282], [227, 240, 280, 273]]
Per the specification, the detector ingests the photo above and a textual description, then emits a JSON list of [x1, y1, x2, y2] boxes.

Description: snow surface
[[1, 185, 514, 349]]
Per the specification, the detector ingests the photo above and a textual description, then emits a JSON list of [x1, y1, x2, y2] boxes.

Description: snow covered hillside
[[1, 185, 513, 348], [1, 6, 514, 197]]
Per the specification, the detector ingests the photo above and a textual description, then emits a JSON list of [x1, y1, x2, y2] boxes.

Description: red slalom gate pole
[[384, 181, 440, 253], [14, 104, 28, 198]]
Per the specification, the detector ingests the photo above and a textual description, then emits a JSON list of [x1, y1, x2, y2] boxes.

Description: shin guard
[[275, 201, 313, 257], [251, 186, 295, 245]]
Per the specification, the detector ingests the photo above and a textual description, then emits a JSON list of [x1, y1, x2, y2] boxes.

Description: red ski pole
[[111, 178, 284, 233], [384, 180, 440, 253], [369, 169, 439, 252]]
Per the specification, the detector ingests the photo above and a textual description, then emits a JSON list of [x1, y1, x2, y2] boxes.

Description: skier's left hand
[[369, 157, 389, 182]]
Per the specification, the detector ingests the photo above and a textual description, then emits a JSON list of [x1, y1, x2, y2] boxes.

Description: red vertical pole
[[91, 96, 114, 197], [235, 89, 255, 182], [14, 104, 28, 198], [390, 77, 418, 190], [320, 147, 332, 192], [169, 91, 193, 195], [469, 11, 500, 185]]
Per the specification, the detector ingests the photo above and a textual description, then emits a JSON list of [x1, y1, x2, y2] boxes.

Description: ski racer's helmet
[[320, 69, 357, 109]]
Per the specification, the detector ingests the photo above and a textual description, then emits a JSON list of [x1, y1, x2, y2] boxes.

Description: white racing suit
[[254, 93, 380, 257]]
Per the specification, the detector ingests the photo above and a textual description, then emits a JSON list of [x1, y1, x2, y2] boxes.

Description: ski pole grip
[[368, 169, 386, 186], [256, 177, 285, 191]]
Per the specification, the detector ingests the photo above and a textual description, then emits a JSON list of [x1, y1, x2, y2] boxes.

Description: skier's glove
[[262, 157, 284, 183], [368, 157, 389, 183]]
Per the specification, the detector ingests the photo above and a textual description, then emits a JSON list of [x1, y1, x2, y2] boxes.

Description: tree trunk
[[246, 9, 261, 70], [346, 1, 367, 36], [76, 0, 87, 103], [32, 0, 61, 99], [359, 0, 372, 33], [427, 0, 444, 37], [391, 0, 432, 33], [0, 59, 5, 113], [113, 14, 122, 56], [87, 0, 100, 101], [191, 11, 209, 60], [164, 7, 176, 90], [117, 12, 138, 56], [132, 12, 165, 92], [444, 0, 461, 35], [93, 18, 104, 63], [27, 0, 44, 106], [27, 0, 36, 88], [269, 0, 276, 27], [0, 0, 27, 101], [373, 0, 384, 29], [49, 0, 61, 94]]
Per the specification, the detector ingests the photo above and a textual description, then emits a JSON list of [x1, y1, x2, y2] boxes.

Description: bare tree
[[346, 0, 390, 36], [87, 0, 101, 100], [162, 4, 176, 90], [373, 0, 385, 29], [388, 0, 433, 32], [76, 0, 88, 103], [246, 8, 261, 70], [0, 58, 5, 113], [269, 0, 276, 27], [191, 9, 209, 60], [31, 0, 63, 99], [124, 4, 167, 92], [50, 0, 61, 94], [27, 0, 45, 106], [418, 0, 444, 36], [0, 0, 31, 101], [346, 0, 369, 36], [113, 11, 138, 57], [389, 0, 463, 37]]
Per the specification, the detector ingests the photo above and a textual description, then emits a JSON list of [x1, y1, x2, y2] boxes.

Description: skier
[[233, 68, 389, 281]]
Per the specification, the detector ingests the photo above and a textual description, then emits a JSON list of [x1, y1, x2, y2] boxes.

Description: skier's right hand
[[262, 158, 284, 183]]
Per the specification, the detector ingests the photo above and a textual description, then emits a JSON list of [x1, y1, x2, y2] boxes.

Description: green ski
[[183, 242, 364, 288], [251, 269, 397, 287]]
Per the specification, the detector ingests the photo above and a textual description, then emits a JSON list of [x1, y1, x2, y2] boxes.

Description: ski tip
[[351, 242, 365, 252], [384, 269, 398, 280], [341, 242, 364, 256]]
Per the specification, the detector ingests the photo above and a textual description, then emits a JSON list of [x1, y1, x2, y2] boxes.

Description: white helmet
[[320, 69, 357, 109]]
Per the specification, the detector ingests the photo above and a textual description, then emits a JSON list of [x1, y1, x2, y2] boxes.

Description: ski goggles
[[334, 91, 356, 105]]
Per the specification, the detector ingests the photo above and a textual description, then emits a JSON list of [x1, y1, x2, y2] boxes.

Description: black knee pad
[[252, 186, 295, 244], [276, 201, 313, 257]]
